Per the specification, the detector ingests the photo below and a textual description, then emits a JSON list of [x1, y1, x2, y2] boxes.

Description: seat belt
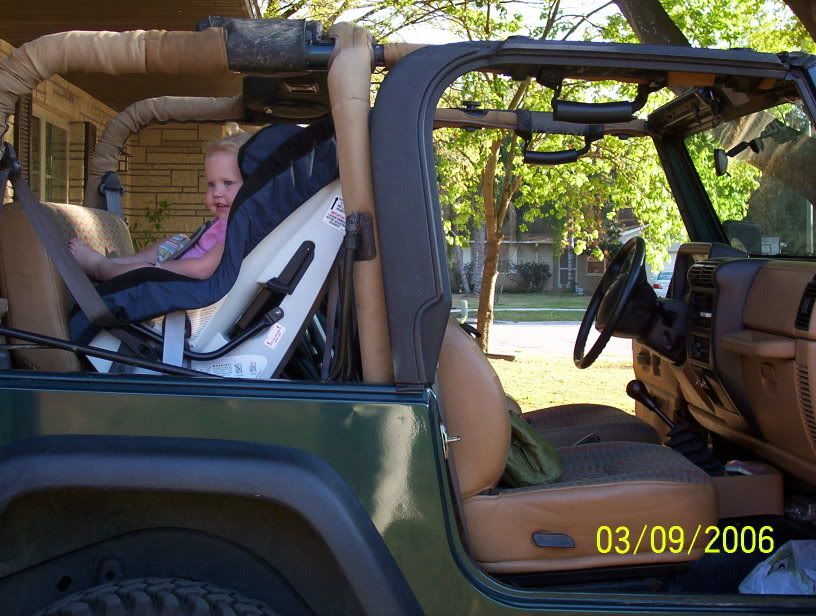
[[1, 143, 120, 329], [98, 171, 124, 218]]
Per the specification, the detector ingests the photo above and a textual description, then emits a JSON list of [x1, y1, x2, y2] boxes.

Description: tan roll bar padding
[[382, 43, 427, 68], [84, 95, 244, 208], [328, 23, 394, 384], [0, 28, 228, 137]]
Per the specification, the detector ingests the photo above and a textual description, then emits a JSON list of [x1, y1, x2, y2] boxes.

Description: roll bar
[[0, 28, 229, 139], [84, 95, 244, 208]]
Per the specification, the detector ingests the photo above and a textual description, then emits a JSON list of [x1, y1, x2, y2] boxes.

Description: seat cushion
[[464, 442, 717, 573], [524, 403, 660, 447]]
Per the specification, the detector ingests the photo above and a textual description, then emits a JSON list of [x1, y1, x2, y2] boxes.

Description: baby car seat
[[72, 118, 345, 379]]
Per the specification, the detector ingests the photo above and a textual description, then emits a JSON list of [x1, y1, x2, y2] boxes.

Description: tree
[[785, 0, 816, 42], [426, 1, 643, 351]]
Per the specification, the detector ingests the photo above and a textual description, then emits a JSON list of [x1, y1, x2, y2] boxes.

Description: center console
[[683, 251, 767, 434], [686, 261, 735, 411]]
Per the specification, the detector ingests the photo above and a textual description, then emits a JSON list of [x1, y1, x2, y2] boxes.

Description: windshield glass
[[686, 99, 815, 256]]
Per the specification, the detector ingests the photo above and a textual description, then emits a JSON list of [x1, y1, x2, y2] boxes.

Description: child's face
[[204, 150, 243, 221]]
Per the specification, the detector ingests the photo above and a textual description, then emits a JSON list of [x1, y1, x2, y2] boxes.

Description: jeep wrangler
[[0, 16, 813, 616]]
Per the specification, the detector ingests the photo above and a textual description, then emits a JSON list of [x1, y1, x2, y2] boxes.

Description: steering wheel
[[574, 237, 647, 369]]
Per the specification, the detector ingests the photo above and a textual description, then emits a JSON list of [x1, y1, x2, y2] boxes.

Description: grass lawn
[[452, 292, 589, 322], [489, 354, 635, 414]]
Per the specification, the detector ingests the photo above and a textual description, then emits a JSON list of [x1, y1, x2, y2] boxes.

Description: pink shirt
[[181, 218, 227, 260]]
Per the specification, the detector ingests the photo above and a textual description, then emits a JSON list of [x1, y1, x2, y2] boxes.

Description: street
[[488, 321, 634, 360]]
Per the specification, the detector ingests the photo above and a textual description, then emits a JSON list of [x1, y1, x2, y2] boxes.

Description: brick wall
[[124, 123, 226, 246]]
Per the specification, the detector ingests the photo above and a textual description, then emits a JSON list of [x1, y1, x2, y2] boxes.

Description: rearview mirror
[[714, 149, 729, 176]]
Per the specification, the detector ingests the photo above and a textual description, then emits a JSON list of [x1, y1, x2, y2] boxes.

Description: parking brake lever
[[626, 379, 675, 429]]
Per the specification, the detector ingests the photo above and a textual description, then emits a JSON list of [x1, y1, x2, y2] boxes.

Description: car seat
[[71, 119, 343, 379]]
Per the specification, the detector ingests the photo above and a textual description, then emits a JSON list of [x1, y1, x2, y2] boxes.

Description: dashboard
[[660, 243, 816, 483]]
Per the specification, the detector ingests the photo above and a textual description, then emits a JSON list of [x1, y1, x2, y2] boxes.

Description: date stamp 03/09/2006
[[595, 525, 775, 556]]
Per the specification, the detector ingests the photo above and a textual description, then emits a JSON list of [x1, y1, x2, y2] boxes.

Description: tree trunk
[[476, 139, 502, 351], [613, 0, 690, 45], [785, 0, 816, 42], [566, 226, 576, 291], [471, 224, 485, 291], [477, 231, 501, 351]]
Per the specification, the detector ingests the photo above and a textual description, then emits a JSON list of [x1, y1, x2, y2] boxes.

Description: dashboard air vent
[[687, 262, 717, 288], [796, 365, 816, 453], [795, 276, 816, 331]]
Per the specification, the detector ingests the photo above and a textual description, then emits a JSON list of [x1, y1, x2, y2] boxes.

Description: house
[[0, 1, 262, 244], [458, 215, 654, 294]]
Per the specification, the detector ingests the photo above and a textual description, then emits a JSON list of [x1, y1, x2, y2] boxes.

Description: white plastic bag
[[739, 540, 816, 595]]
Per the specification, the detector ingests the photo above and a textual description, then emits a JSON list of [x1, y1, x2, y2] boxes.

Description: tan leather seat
[[523, 402, 660, 447], [0, 202, 133, 371], [438, 321, 717, 573]]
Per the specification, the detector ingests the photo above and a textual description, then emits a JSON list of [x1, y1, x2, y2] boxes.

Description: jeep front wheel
[[36, 577, 279, 616]]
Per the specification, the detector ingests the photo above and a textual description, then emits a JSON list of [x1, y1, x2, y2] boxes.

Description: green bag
[[502, 412, 562, 488]]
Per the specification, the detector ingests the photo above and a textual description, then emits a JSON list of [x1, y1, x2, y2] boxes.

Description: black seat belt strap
[[98, 171, 124, 218], [2, 144, 120, 328]]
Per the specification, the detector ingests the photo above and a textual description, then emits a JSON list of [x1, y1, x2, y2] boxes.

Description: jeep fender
[[0, 435, 421, 615]]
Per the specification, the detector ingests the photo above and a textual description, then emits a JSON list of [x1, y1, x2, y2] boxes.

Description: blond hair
[[203, 122, 252, 156]]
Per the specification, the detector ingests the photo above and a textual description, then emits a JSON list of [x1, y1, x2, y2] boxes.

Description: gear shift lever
[[626, 379, 722, 475], [626, 379, 675, 429]]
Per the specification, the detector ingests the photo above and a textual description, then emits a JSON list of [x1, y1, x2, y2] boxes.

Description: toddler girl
[[70, 129, 249, 281]]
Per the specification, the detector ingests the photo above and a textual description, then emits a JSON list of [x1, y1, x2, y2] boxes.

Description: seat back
[[0, 202, 133, 371], [87, 180, 345, 379], [437, 321, 511, 498]]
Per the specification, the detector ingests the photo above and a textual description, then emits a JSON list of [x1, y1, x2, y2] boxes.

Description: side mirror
[[714, 149, 729, 176]]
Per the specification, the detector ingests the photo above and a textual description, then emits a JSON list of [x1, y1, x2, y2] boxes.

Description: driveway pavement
[[488, 321, 634, 360]]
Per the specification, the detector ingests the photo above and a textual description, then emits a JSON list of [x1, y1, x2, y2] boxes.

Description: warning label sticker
[[206, 355, 267, 379], [322, 196, 346, 232], [264, 322, 287, 349]]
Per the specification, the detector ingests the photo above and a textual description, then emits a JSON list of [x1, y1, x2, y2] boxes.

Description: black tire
[[36, 577, 280, 616]]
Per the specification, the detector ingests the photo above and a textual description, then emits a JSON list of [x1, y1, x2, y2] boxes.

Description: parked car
[[652, 270, 673, 298], [0, 16, 814, 615]]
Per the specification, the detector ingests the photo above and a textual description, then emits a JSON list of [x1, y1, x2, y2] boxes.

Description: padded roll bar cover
[[0, 28, 228, 137], [382, 43, 427, 68], [327, 23, 394, 384], [552, 100, 634, 124], [84, 95, 244, 208], [199, 17, 318, 73]]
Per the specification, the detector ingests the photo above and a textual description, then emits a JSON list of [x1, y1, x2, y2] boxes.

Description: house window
[[586, 255, 607, 275], [30, 113, 69, 203]]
